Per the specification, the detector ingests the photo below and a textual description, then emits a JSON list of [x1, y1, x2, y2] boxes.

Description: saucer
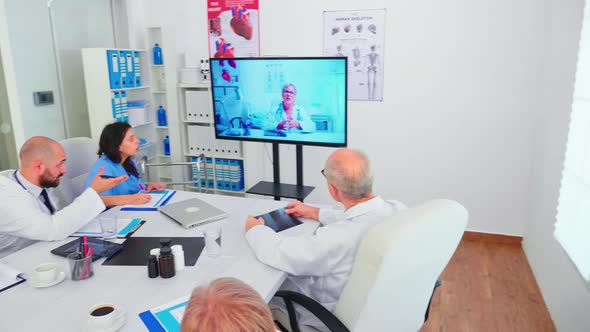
[[86, 313, 126, 332], [29, 271, 66, 288]]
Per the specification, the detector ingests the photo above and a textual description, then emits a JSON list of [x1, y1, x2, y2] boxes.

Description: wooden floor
[[420, 235, 556, 332]]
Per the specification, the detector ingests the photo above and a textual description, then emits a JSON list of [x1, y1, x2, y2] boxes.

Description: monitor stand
[[246, 143, 315, 201]]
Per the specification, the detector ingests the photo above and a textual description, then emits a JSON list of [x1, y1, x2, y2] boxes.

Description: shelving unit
[[145, 26, 181, 184], [81, 26, 180, 185], [178, 82, 246, 195]]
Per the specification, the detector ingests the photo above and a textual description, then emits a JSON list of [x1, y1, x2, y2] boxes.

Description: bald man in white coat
[[0, 136, 127, 258], [245, 149, 405, 331]]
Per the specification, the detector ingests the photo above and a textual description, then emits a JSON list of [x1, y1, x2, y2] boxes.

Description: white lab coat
[[0, 170, 106, 258], [265, 103, 316, 132], [246, 196, 406, 331]]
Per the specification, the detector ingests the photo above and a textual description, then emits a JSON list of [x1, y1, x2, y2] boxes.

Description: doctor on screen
[[268, 83, 316, 132]]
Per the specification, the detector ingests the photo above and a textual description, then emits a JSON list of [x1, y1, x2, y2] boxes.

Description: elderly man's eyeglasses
[[282, 90, 296, 95]]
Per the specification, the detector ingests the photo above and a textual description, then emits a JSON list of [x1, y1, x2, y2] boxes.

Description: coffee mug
[[88, 303, 125, 329], [33, 262, 58, 283]]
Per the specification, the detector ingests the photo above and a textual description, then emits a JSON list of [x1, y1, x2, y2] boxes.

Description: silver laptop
[[158, 198, 228, 229]]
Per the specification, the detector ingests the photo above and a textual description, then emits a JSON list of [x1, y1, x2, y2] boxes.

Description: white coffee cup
[[34, 262, 57, 283], [88, 303, 125, 329]]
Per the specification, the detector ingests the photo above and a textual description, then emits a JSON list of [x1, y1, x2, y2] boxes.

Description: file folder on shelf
[[122, 51, 134, 88], [133, 51, 142, 86], [206, 158, 214, 188], [230, 160, 244, 191], [119, 51, 129, 88], [223, 159, 231, 190], [215, 158, 223, 189], [191, 157, 199, 188], [111, 91, 118, 119], [107, 50, 120, 89]]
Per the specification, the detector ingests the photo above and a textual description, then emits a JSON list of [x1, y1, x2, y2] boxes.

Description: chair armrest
[[274, 291, 350, 332]]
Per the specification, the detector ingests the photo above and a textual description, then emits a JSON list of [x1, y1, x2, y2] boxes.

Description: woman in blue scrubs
[[85, 122, 166, 207]]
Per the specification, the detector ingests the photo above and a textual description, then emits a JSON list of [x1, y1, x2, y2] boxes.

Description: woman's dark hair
[[98, 122, 139, 177]]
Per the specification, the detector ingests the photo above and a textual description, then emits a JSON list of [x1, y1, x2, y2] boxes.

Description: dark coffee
[[91, 306, 114, 317]]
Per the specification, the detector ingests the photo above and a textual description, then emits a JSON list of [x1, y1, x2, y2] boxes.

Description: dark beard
[[39, 173, 61, 188]]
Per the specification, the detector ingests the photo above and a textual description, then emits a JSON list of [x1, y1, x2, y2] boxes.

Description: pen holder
[[67, 252, 94, 281]]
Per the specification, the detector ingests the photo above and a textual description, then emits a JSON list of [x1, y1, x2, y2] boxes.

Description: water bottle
[[163, 135, 170, 156], [157, 105, 167, 126], [153, 43, 163, 65]]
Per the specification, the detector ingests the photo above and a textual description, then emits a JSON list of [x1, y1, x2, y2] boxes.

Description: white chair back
[[56, 137, 98, 204], [334, 199, 468, 332]]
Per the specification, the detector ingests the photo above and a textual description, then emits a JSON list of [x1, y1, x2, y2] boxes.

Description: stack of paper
[[73, 218, 143, 238]]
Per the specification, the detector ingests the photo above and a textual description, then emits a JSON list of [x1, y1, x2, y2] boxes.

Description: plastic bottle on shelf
[[163, 135, 170, 156], [157, 105, 167, 126], [153, 43, 163, 65]]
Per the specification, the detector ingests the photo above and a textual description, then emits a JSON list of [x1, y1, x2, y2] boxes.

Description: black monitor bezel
[[208, 56, 348, 147]]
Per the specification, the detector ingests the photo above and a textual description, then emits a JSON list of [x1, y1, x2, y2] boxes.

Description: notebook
[[158, 198, 228, 229], [0, 262, 26, 293]]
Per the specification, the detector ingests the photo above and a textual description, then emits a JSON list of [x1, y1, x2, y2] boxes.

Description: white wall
[[3, 0, 66, 140], [130, 0, 567, 238], [50, 0, 115, 138], [262, 1, 548, 236], [0, 51, 19, 170], [524, 0, 590, 331]]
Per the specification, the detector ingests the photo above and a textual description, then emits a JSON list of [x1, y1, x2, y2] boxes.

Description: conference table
[[0, 190, 320, 331]]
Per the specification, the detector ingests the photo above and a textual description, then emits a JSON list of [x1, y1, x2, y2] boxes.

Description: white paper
[[74, 218, 138, 237], [124, 190, 175, 208]]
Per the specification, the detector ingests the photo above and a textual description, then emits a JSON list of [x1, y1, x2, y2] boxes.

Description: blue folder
[[138, 310, 166, 332]]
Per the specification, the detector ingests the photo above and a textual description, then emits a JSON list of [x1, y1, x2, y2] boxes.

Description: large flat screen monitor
[[209, 57, 347, 147]]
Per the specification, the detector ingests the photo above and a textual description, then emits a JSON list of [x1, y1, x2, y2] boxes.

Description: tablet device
[[50, 238, 123, 262], [256, 207, 302, 232]]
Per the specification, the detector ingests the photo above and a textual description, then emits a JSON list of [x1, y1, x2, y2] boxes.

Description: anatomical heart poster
[[208, 0, 260, 58], [323, 9, 386, 101]]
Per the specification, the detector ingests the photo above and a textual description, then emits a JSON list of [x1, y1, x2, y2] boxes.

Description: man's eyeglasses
[[282, 90, 296, 95]]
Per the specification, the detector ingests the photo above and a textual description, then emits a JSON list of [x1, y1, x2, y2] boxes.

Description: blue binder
[[206, 158, 214, 188], [133, 51, 142, 86], [215, 158, 223, 189], [111, 91, 118, 119], [230, 160, 244, 191], [118, 51, 129, 88], [121, 51, 134, 88], [120, 91, 128, 121], [106, 50, 120, 89], [223, 159, 231, 190]]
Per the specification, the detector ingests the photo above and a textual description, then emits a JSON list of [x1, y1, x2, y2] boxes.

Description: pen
[[120, 207, 158, 211], [79, 237, 84, 257], [139, 183, 145, 192], [100, 175, 116, 178], [83, 236, 88, 257]]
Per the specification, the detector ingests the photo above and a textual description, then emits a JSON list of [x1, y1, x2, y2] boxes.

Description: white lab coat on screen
[[246, 196, 406, 331]]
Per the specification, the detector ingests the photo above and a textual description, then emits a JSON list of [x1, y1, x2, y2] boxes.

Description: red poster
[[207, 0, 260, 58]]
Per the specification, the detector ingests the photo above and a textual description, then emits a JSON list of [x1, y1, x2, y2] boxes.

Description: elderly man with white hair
[[245, 148, 405, 331]]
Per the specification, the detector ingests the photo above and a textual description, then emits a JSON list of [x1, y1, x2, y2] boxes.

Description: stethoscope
[[13, 170, 27, 191]]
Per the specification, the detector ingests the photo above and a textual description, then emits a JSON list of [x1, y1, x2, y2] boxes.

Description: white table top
[[0, 190, 319, 331]]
